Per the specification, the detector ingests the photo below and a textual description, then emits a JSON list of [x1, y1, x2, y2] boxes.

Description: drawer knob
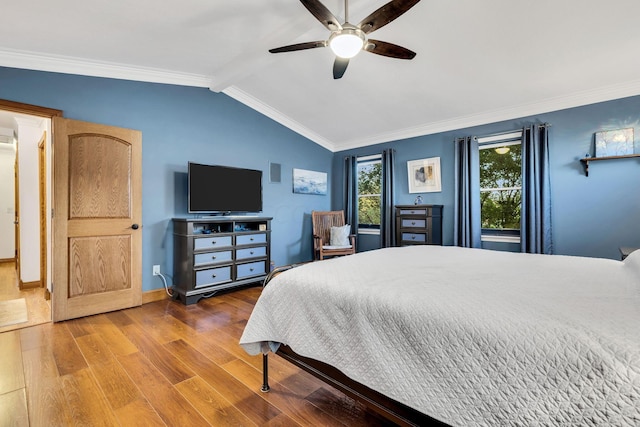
[[411, 236, 416, 240], [211, 241, 216, 245], [211, 256, 216, 260], [250, 251, 254, 255], [250, 237, 254, 241], [411, 221, 416, 225], [211, 274, 216, 278], [249, 268, 254, 272]]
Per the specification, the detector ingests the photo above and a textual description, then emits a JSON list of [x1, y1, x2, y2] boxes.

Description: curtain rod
[[455, 123, 551, 143]]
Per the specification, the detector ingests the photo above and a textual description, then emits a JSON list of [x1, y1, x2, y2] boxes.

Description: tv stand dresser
[[173, 217, 271, 305]]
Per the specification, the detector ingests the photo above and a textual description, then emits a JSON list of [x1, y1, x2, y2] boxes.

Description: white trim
[[482, 234, 520, 243], [477, 132, 522, 144], [223, 86, 336, 152], [357, 154, 382, 162], [0, 48, 211, 87], [479, 140, 521, 150], [358, 228, 380, 235]]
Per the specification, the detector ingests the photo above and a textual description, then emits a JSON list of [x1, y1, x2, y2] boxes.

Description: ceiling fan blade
[[300, 0, 342, 31], [357, 0, 420, 34], [269, 41, 327, 54], [333, 57, 349, 79], [365, 39, 416, 59]]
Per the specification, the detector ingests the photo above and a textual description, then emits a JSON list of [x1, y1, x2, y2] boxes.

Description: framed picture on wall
[[594, 128, 634, 157], [293, 168, 327, 195], [407, 157, 441, 193]]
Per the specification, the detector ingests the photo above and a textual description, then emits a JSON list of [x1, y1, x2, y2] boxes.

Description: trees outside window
[[479, 142, 522, 235], [357, 158, 381, 230]]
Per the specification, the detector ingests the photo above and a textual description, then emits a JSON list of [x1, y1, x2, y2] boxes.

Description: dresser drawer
[[399, 208, 427, 216], [236, 233, 267, 246], [194, 250, 232, 267], [402, 232, 427, 243], [195, 266, 231, 288], [193, 235, 232, 251], [236, 246, 267, 260], [236, 261, 266, 279], [401, 218, 426, 228]]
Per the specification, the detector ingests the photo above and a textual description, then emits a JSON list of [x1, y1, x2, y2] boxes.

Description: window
[[357, 155, 382, 233], [479, 136, 522, 242]]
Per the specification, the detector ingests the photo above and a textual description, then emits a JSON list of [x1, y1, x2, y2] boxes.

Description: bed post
[[261, 354, 270, 392]]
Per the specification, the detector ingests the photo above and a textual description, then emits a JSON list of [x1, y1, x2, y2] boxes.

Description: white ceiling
[[2, 0, 640, 152]]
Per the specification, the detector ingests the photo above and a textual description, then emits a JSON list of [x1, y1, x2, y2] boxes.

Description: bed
[[239, 246, 640, 426]]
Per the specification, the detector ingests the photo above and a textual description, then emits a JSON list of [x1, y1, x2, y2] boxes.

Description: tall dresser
[[395, 205, 443, 246]]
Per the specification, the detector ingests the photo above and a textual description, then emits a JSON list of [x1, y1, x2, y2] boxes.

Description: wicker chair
[[312, 210, 356, 260]]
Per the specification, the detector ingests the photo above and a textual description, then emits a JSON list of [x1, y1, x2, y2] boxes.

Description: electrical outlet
[[152, 265, 160, 276]]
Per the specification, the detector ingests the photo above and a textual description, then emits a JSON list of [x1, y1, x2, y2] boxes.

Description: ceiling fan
[[269, 0, 421, 79]]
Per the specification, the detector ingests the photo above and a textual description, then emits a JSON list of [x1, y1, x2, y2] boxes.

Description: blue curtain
[[381, 149, 396, 247], [453, 136, 482, 248], [521, 124, 553, 254], [343, 156, 358, 237]]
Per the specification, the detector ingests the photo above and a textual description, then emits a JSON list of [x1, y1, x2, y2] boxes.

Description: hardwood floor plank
[[64, 316, 95, 338], [121, 323, 196, 385], [50, 322, 88, 376], [58, 368, 120, 426], [306, 386, 396, 427], [75, 333, 115, 366], [19, 322, 54, 352], [0, 388, 29, 427], [85, 313, 138, 356], [118, 351, 210, 427], [222, 358, 348, 427], [175, 376, 258, 426], [164, 339, 284, 425], [0, 330, 25, 394], [21, 344, 73, 426], [113, 397, 167, 427], [87, 359, 142, 411]]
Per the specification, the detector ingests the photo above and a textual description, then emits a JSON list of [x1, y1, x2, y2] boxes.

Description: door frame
[[0, 100, 62, 297]]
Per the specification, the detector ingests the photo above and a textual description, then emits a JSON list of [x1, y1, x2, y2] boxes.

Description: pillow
[[330, 225, 351, 246]]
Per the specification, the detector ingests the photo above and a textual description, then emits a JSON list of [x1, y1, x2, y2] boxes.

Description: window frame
[[478, 133, 522, 243], [356, 154, 382, 235]]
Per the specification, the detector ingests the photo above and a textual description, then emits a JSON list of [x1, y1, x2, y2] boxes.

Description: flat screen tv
[[188, 162, 263, 214]]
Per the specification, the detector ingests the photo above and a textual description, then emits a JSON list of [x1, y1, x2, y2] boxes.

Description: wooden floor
[[0, 285, 395, 426], [0, 262, 50, 334]]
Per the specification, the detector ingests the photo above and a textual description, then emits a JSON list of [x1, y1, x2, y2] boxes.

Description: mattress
[[240, 246, 640, 426]]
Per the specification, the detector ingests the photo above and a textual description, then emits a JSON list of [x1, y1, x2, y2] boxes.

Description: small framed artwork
[[407, 157, 441, 193], [293, 168, 327, 195], [595, 128, 634, 157]]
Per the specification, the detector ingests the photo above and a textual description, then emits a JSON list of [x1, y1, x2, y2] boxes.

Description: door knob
[[131, 224, 139, 230]]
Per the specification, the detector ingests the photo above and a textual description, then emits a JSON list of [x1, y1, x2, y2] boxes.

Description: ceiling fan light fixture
[[494, 146, 510, 155], [329, 28, 365, 58]]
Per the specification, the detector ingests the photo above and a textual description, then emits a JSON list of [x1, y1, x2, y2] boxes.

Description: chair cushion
[[322, 245, 353, 250], [330, 225, 351, 246]]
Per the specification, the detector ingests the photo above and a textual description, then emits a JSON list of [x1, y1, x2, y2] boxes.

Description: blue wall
[[0, 67, 333, 291], [3, 65, 639, 296], [333, 97, 640, 260]]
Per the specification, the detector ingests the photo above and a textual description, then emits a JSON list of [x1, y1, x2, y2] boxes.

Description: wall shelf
[[579, 153, 640, 176]]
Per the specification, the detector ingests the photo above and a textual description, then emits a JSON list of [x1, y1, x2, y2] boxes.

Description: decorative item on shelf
[[414, 195, 423, 205], [407, 157, 442, 193], [594, 128, 634, 157]]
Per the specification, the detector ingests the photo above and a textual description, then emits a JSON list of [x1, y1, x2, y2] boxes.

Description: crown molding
[[222, 86, 337, 152], [0, 48, 211, 88], [334, 79, 640, 151]]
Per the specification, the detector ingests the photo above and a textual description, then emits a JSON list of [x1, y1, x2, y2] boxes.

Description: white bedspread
[[240, 246, 640, 426]]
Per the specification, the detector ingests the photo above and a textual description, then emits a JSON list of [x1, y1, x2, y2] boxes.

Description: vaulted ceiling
[[2, 0, 640, 151]]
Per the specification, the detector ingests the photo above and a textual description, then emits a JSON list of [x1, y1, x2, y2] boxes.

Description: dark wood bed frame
[[259, 265, 450, 427]]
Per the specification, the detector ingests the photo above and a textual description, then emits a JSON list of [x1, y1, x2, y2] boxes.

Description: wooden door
[[53, 118, 142, 321]]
